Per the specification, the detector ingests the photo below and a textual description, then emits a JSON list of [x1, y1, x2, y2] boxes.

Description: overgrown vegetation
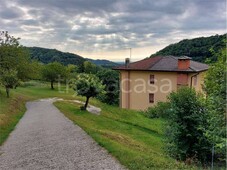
[[166, 88, 211, 165], [203, 48, 226, 164], [146, 48, 226, 167], [144, 102, 171, 119]]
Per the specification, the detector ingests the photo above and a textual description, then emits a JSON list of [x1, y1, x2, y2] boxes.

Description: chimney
[[178, 56, 191, 70], [125, 58, 130, 68]]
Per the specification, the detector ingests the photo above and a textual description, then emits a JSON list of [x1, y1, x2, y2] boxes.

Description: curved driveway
[[0, 99, 124, 170]]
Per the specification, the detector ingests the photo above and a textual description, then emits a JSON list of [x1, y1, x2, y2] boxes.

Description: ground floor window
[[149, 93, 154, 103]]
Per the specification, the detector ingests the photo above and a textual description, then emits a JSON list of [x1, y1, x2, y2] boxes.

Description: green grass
[[0, 81, 209, 169], [54, 101, 193, 170], [0, 82, 77, 145], [0, 88, 30, 145]]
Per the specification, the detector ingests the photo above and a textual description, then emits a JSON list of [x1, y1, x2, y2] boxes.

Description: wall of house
[[120, 70, 207, 111], [120, 71, 178, 110], [120, 71, 129, 109], [189, 71, 206, 92]]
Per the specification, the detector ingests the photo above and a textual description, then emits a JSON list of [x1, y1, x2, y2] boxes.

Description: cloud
[[0, 0, 226, 59]]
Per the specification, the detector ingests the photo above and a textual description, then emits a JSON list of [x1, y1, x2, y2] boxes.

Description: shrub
[[144, 102, 171, 119], [165, 87, 212, 165]]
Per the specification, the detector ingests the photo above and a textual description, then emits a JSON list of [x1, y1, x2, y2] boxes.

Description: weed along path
[[0, 98, 124, 170]]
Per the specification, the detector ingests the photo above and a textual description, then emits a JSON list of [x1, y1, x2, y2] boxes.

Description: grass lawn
[[0, 81, 195, 169], [54, 101, 193, 170], [0, 81, 76, 145]]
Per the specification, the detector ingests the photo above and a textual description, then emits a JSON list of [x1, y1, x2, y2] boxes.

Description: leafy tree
[[96, 68, 119, 105], [0, 31, 30, 96], [27, 61, 43, 80], [0, 70, 18, 97], [166, 87, 211, 164], [203, 48, 226, 163], [83, 61, 97, 74], [42, 62, 67, 89], [72, 74, 104, 110], [66, 64, 78, 79]]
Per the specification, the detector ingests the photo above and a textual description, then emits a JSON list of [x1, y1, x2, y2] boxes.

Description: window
[[149, 93, 154, 103], [177, 73, 188, 85], [150, 75, 155, 84]]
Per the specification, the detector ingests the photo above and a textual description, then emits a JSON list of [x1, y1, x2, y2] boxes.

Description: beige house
[[113, 56, 209, 110]]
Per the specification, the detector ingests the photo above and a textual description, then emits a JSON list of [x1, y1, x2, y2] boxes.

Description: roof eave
[[112, 68, 208, 73]]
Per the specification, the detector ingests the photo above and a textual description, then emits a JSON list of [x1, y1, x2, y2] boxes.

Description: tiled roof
[[113, 56, 209, 72]]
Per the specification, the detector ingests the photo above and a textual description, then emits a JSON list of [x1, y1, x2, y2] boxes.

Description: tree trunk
[[84, 97, 90, 110], [51, 81, 54, 89], [6, 87, 10, 98]]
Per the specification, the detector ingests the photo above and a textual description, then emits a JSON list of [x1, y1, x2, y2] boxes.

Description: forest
[[26, 46, 118, 67], [151, 34, 226, 62]]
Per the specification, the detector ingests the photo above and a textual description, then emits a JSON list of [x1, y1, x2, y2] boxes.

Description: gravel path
[[0, 99, 124, 170]]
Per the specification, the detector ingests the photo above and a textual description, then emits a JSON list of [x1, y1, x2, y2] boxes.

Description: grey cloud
[[0, 2, 25, 19], [0, 0, 225, 54]]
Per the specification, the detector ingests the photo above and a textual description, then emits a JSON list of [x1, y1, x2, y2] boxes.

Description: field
[[0, 82, 194, 169]]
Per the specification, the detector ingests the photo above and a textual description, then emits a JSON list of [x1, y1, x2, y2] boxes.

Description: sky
[[0, 0, 226, 62]]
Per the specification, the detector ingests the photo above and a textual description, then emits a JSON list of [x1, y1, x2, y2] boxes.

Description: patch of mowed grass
[[55, 101, 194, 170]]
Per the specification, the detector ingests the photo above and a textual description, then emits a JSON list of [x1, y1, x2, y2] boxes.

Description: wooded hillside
[[151, 34, 226, 62], [26, 47, 86, 65], [26, 47, 118, 67]]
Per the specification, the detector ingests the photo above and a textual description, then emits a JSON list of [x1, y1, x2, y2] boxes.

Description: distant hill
[[151, 34, 226, 62], [26, 47, 118, 67], [27, 47, 86, 65], [86, 59, 119, 67]]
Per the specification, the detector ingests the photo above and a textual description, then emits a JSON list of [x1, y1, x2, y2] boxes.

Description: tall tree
[[0, 31, 30, 96], [83, 61, 97, 74], [42, 62, 67, 89], [97, 68, 119, 105], [203, 48, 226, 163], [166, 87, 211, 164]]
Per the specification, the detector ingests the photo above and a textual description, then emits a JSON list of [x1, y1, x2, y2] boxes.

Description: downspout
[[127, 71, 131, 109], [190, 72, 199, 88]]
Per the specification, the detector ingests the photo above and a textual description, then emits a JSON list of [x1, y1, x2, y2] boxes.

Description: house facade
[[113, 56, 209, 110]]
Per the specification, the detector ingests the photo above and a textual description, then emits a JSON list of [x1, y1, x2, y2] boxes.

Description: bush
[[144, 102, 171, 119], [165, 87, 212, 165]]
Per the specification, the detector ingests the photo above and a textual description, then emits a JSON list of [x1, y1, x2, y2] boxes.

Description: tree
[[0, 70, 18, 97], [42, 62, 66, 89], [203, 48, 226, 163], [27, 61, 43, 80], [72, 74, 104, 110], [0, 31, 30, 96], [83, 61, 97, 74], [166, 87, 211, 164], [96, 68, 119, 105], [66, 64, 78, 79]]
